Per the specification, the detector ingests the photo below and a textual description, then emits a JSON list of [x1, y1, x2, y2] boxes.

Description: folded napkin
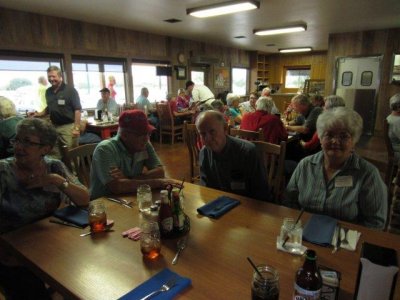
[[118, 268, 191, 300], [340, 228, 361, 251], [303, 214, 337, 246], [276, 236, 307, 256], [53, 205, 88, 228], [197, 196, 240, 219]]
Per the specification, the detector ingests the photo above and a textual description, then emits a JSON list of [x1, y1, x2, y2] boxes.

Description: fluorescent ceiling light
[[187, 1, 260, 18], [279, 47, 312, 53], [254, 25, 306, 36]]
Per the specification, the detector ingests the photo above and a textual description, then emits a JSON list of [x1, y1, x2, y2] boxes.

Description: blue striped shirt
[[284, 151, 387, 229]]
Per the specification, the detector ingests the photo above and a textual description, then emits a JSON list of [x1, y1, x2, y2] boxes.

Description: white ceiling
[[1, 0, 400, 53]]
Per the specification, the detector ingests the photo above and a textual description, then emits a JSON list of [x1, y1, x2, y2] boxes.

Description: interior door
[[335, 56, 382, 135]]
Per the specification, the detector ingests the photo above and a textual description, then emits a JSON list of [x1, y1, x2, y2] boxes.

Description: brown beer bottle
[[293, 249, 322, 300]]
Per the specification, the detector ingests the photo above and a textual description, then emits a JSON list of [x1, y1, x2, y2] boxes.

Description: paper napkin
[[340, 228, 361, 251], [197, 196, 240, 219], [118, 268, 191, 300]]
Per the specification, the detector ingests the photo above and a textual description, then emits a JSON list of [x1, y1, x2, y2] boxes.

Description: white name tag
[[335, 176, 353, 188], [58, 99, 65, 105], [231, 181, 245, 190]]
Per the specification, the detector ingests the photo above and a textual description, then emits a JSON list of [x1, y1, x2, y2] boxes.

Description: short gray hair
[[255, 96, 274, 113], [317, 107, 363, 144], [261, 87, 271, 96], [324, 95, 345, 110], [141, 87, 149, 96], [47, 65, 62, 76], [16, 118, 58, 148], [0, 96, 17, 119], [195, 110, 226, 129], [389, 93, 400, 111], [226, 93, 240, 106], [291, 94, 310, 105]]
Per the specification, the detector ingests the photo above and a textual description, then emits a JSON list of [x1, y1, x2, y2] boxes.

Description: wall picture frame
[[175, 66, 187, 80]]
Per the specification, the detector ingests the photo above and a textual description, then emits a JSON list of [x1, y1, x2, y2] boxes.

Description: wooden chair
[[228, 127, 264, 141], [388, 167, 400, 234], [383, 119, 397, 187], [61, 143, 98, 187], [156, 102, 184, 144], [252, 140, 287, 203], [183, 121, 201, 183]]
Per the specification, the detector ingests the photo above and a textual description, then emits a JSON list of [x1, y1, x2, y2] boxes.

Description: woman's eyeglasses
[[322, 132, 352, 142], [10, 138, 45, 147]]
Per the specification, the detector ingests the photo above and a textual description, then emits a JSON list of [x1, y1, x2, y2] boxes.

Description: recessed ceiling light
[[163, 19, 182, 23], [187, 1, 260, 18], [254, 25, 306, 36], [279, 47, 312, 53]]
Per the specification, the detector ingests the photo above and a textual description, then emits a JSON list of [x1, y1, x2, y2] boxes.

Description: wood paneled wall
[[326, 29, 400, 134], [0, 8, 250, 101]]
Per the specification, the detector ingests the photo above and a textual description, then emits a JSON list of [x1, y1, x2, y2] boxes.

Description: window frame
[[231, 67, 249, 96], [283, 65, 311, 93]]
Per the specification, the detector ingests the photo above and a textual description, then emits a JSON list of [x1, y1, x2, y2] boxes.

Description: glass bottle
[[251, 265, 279, 300], [172, 188, 185, 233], [293, 249, 322, 300], [158, 189, 173, 236]]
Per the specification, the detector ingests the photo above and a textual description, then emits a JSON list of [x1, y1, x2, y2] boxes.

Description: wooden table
[[86, 121, 119, 139], [1, 183, 399, 299]]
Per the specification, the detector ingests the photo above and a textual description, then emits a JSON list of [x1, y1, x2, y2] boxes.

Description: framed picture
[[175, 66, 186, 80], [214, 66, 230, 89]]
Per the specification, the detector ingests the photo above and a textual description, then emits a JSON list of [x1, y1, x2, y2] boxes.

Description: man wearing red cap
[[89, 110, 172, 199]]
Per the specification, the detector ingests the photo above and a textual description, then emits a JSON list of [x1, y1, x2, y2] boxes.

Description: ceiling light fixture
[[254, 25, 306, 36], [187, 1, 260, 18], [279, 47, 312, 53]]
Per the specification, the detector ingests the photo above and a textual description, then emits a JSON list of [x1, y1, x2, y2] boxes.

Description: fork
[[140, 277, 177, 300], [341, 227, 349, 245]]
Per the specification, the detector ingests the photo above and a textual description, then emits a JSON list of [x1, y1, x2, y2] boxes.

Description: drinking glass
[[251, 265, 279, 300], [280, 218, 303, 254], [88, 199, 107, 233], [137, 184, 152, 213], [140, 221, 161, 259]]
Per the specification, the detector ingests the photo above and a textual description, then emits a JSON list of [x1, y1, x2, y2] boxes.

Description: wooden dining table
[[86, 118, 119, 139], [1, 182, 399, 300]]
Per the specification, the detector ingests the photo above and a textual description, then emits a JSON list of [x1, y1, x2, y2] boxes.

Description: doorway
[[335, 55, 382, 135]]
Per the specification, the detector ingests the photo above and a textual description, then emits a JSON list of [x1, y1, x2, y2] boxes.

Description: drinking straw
[[178, 178, 185, 193], [282, 207, 305, 248], [246, 257, 265, 279]]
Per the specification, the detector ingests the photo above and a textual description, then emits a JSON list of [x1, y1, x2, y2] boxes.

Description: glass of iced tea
[[88, 199, 107, 233], [140, 221, 161, 259]]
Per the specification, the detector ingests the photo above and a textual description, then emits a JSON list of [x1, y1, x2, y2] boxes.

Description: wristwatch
[[58, 179, 69, 191]]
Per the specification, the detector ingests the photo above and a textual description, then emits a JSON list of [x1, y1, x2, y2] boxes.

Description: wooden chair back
[[61, 143, 97, 187], [252, 140, 286, 203], [383, 119, 396, 186], [229, 127, 263, 141], [156, 102, 183, 144], [183, 121, 201, 182], [388, 167, 400, 234]]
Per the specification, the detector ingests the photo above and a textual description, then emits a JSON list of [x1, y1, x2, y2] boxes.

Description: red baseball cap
[[118, 110, 155, 134]]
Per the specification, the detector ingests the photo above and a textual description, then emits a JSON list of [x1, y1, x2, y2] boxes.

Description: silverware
[[107, 197, 132, 208], [172, 237, 187, 265], [139, 277, 177, 300], [341, 227, 349, 245], [49, 219, 83, 229], [332, 225, 341, 253]]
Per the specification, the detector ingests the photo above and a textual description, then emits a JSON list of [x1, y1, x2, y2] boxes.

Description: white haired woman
[[226, 93, 242, 125], [386, 93, 400, 161], [0, 96, 23, 159], [240, 96, 287, 144], [0, 118, 89, 299], [284, 107, 387, 229]]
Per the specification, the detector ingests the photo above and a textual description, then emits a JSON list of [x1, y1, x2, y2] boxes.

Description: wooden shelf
[[256, 53, 270, 84]]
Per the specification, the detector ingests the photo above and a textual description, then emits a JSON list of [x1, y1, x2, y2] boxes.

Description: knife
[[107, 197, 132, 208], [49, 219, 83, 229]]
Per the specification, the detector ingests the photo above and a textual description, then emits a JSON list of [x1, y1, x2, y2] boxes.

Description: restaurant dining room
[[0, 0, 400, 299]]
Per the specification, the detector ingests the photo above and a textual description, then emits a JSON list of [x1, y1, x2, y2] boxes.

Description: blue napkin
[[302, 214, 337, 247], [197, 196, 240, 219], [53, 206, 89, 228], [118, 268, 191, 300]]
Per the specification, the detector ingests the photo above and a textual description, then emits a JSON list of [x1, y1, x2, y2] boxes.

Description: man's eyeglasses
[[10, 138, 45, 147], [322, 132, 352, 142]]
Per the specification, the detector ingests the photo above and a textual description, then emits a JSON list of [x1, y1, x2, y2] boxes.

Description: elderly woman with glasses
[[284, 107, 387, 229], [0, 118, 89, 299]]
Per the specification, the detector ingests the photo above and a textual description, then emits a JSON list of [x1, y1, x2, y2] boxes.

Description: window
[[284, 68, 310, 89], [72, 58, 126, 109], [132, 63, 168, 102], [231, 68, 248, 95], [190, 71, 205, 85], [0, 57, 61, 112]]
